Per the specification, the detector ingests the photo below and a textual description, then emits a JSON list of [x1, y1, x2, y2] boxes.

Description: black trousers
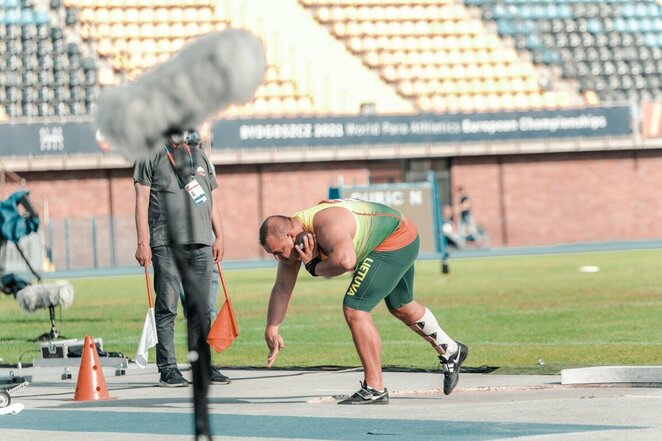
[[153, 244, 212, 437]]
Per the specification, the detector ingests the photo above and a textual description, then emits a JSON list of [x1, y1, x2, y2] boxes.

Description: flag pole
[[135, 264, 158, 368], [144, 266, 154, 308], [216, 261, 238, 336]]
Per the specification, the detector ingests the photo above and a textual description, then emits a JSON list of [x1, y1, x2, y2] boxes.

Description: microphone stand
[[36, 305, 60, 342]]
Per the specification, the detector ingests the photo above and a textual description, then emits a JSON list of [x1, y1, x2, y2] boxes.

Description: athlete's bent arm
[[265, 261, 300, 367], [311, 208, 357, 277]]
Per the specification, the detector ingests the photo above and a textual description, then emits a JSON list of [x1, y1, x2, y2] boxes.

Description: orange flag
[[207, 262, 239, 352]]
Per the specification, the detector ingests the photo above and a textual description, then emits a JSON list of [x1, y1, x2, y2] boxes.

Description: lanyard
[[163, 144, 194, 188]]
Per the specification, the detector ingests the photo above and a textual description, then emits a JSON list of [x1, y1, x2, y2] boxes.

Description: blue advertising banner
[[0, 121, 105, 156], [0, 106, 634, 156], [211, 106, 632, 149]]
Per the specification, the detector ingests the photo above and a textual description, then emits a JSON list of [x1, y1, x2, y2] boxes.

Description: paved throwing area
[[0, 365, 659, 440]]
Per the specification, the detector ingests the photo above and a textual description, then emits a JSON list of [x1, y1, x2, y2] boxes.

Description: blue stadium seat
[[496, 19, 515, 35], [4, 7, 19, 24], [471, 0, 662, 103], [635, 3, 649, 18], [526, 34, 542, 50], [33, 8, 48, 24], [643, 32, 656, 47], [20, 8, 34, 25], [639, 18, 654, 33], [586, 18, 602, 34], [621, 3, 635, 18]]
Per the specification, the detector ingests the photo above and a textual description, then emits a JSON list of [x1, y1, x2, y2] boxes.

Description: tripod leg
[[49, 305, 58, 339], [14, 243, 42, 282]]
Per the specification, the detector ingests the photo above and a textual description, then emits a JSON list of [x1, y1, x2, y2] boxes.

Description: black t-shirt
[[133, 147, 218, 247]]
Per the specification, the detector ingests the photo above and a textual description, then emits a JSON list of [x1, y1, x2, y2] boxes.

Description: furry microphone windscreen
[[16, 281, 74, 313], [94, 28, 266, 159]]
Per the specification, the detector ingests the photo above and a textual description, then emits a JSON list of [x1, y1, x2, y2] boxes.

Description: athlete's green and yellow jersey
[[292, 199, 415, 265]]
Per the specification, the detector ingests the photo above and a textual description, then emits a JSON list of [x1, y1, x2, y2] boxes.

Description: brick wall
[[218, 162, 370, 259], [451, 150, 662, 247], [5, 150, 662, 268], [6, 162, 371, 264]]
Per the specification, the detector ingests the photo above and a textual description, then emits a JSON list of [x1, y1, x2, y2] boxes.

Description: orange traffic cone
[[72, 336, 114, 401]]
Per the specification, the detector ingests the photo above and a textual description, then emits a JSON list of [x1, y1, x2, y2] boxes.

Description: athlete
[[259, 199, 468, 404]]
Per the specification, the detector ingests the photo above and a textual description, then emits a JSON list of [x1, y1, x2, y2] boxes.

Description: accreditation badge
[[185, 178, 208, 205]]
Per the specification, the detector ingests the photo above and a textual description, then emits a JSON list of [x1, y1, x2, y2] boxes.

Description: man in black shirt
[[133, 130, 230, 388]]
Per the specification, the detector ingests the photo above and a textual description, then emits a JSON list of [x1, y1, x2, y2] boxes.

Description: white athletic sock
[[408, 308, 458, 358]]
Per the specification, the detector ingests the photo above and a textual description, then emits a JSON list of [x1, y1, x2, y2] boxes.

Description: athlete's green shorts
[[343, 235, 420, 312]]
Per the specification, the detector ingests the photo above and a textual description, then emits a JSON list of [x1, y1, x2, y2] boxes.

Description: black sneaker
[[337, 382, 389, 405], [210, 366, 231, 385], [440, 342, 469, 395], [159, 367, 189, 387]]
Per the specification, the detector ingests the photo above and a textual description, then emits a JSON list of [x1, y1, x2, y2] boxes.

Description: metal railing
[[44, 215, 136, 271]]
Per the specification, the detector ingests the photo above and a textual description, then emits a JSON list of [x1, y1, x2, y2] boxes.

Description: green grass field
[[1, 249, 661, 374]]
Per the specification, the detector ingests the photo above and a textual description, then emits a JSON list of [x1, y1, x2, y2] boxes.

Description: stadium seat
[[139, 7, 154, 23], [125, 7, 139, 23], [13, 0, 658, 118], [37, 67, 53, 84], [472, 0, 662, 105], [298, 0, 579, 112], [64, 8, 78, 26]]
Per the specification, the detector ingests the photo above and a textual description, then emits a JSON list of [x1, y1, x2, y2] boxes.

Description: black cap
[[185, 129, 201, 146]]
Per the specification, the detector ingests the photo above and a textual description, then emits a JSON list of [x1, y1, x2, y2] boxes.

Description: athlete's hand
[[265, 326, 285, 368], [295, 233, 319, 264]]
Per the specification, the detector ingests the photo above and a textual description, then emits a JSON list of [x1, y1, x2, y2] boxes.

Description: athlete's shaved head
[[259, 215, 293, 247]]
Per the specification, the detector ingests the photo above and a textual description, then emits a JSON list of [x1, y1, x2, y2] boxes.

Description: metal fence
[[43, 216, 137, 271]]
